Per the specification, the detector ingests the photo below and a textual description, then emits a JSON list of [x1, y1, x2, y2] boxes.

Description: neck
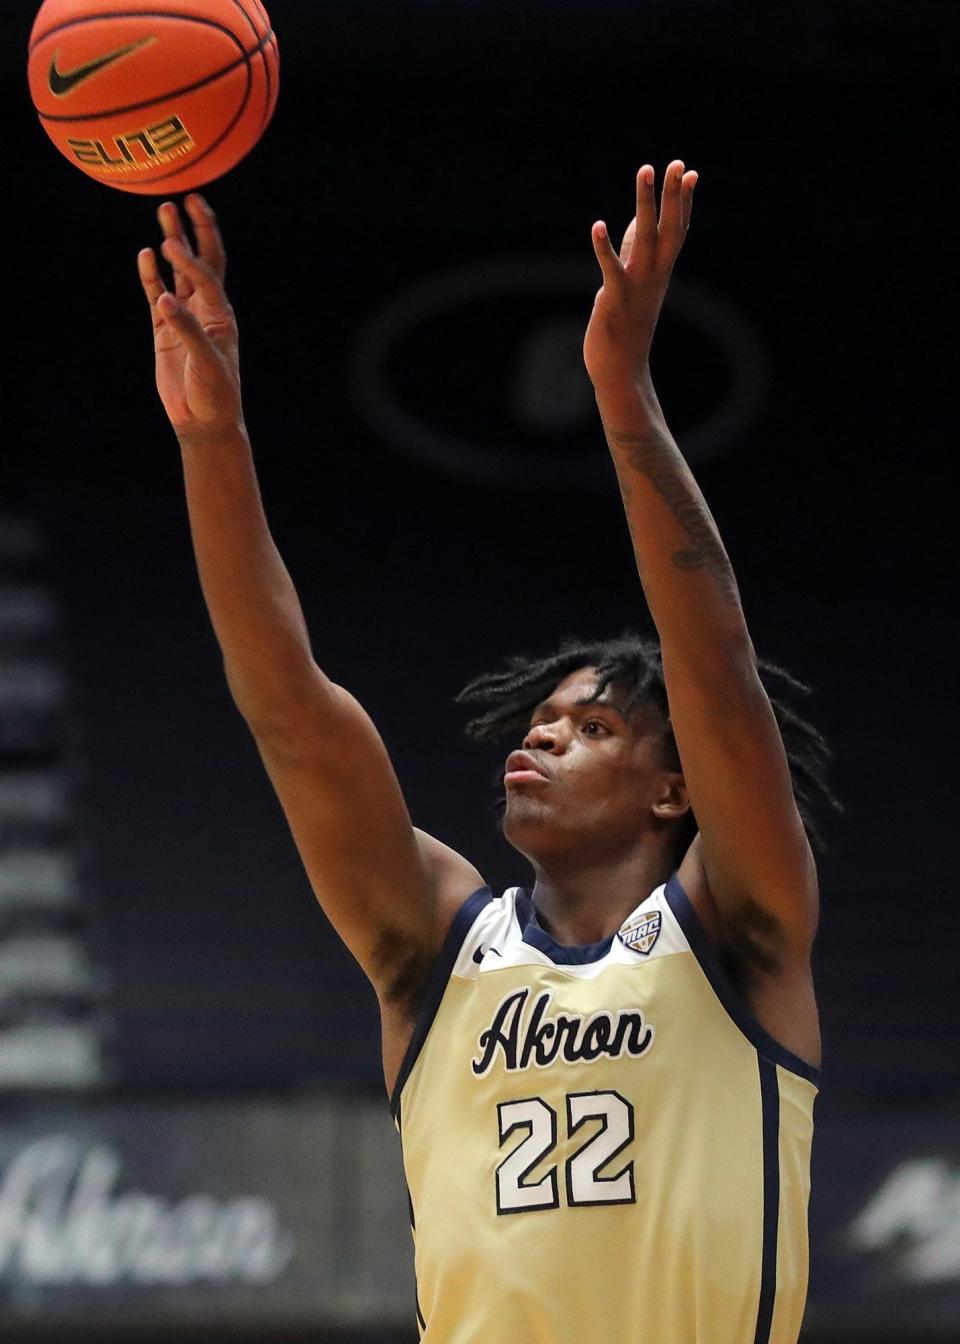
[[527, 845, 674, 946]]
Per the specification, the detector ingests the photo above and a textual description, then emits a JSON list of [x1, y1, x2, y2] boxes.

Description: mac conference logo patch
[[618, 910, 661, 956]]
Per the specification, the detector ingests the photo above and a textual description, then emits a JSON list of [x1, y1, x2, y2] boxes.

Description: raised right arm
[[136, 196, 483, 1022]]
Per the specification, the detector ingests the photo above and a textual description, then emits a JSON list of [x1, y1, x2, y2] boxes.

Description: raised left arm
[[584, 162, 817, 959]]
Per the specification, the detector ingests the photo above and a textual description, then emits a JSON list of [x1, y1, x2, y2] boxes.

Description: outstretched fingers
[[633, 164, 658, 249], [157, 201, 195, 299], [155, 289, 220, 368], [658, 162, 698, 247], [137, 247, 169, 332], [680, 169, 698, 233], [621, 161, 698, 273], [160, 234, 228, 315], [184, 194, 227, 280], [657, 160, 686, 243], [591, 221, 626, 290]]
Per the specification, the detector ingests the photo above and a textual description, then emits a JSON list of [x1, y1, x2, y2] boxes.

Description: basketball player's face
[[501, 667, 681, 864]]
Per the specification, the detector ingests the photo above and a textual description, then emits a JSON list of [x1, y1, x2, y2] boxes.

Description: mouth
[[504, 750, 550, 787]]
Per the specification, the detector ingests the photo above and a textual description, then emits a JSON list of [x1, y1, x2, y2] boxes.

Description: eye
[[582, 719, 610, 737]]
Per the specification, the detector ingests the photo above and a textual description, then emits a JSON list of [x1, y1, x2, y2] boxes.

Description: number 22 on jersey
[[495, 1089, 636, 1214]]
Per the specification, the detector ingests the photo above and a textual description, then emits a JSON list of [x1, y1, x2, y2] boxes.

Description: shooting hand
[[137, 194, 242, 439], [583, 161, 697, 397]]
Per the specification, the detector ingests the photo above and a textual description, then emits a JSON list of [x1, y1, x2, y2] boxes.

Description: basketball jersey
[[391, 874, 818, 1343]]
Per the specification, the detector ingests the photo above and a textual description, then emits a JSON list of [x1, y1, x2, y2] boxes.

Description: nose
[[523, 721, 564, 753]]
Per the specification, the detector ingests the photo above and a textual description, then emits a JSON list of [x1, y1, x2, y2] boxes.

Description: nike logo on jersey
[[472, 987, 654, 1077], [472, 944, 503, 964], [48, 37, 156, 97]]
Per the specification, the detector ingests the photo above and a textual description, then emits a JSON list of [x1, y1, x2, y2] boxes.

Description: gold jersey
[[391, 875, 818, 1343]]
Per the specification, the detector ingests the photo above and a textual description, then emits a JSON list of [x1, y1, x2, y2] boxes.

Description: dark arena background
[[2, 1, 957, 1340]]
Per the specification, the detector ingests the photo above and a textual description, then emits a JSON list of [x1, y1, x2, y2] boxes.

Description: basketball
[[27, 0, 279, 195]]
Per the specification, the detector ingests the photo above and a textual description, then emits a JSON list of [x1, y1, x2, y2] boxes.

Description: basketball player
[[137, 161, 833, 1342]]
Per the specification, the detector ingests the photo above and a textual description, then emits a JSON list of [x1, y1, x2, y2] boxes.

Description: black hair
[[456, 632, 840, 858]]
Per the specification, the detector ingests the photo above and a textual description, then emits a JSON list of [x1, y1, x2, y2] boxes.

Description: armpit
[[370, 923, 437, 1018], [717, 898, 788, 997]]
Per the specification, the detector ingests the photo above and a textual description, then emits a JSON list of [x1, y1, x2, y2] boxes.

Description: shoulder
[[378, 828, 487, 1010], [676, 835, 820, 1069], [677, 833, 817, 970]]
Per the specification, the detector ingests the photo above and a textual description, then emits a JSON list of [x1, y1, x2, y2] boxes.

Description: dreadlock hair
[[456, 632, 840, 861]]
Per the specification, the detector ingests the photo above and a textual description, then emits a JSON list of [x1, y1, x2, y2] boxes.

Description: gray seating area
[[0, 517, 109, 1091]]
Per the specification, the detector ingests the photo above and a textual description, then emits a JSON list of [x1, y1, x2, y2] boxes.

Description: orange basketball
[[27, 0, 279, 195]]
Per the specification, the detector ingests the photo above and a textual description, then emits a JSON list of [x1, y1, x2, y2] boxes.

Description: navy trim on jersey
[[389, 885, 494, 1117], [664, 874, 822, 1085], [406, 1181, 427, 1331], [517, 889, 617, 965], [754, 1057, 781, 1344]]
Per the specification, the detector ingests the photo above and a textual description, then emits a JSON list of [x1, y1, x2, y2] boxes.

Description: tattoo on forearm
[[606, 425, 741, 607]]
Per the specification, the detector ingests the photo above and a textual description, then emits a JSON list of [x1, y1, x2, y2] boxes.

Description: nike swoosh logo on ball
[[48, 37, 155, 98]]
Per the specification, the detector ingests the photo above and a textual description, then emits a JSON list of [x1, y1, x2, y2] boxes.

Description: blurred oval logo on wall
[[350, 259, 767, 489]]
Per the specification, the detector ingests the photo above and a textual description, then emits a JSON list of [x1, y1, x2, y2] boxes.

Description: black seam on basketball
[[222, 0, 272, 131], [240, 0, 271, 32], [31, 9, 256, 53], [231, 0, 272, 129], [134, 48, 253, 188], [226, 0, 262, 40], [37, 28, 272, 123]]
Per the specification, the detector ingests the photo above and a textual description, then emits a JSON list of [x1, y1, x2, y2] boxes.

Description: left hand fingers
[[160, 236, 229, 315], [184, 194, 227, 282], [591, 221, 627, 291], [624, 162, 698, 273], [137, 246, 168, 331], [661, 163, 698, 243], [680, 169, 698, 234], [656, 160, 687, 244], [633, 164, 658, 250], [157, 201, 195, 300]]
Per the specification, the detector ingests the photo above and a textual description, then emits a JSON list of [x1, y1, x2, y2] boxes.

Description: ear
[[651, 771, 689, 821]]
